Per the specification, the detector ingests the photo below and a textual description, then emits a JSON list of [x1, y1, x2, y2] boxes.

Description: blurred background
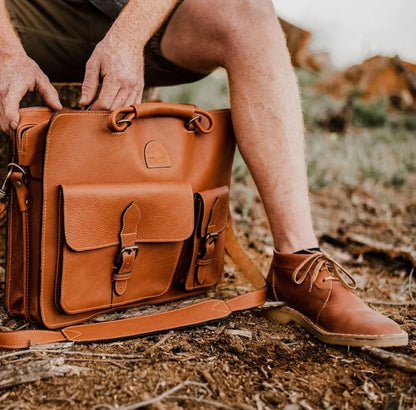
[[273, 0, 416, 68], [159, 0, 416, 194]]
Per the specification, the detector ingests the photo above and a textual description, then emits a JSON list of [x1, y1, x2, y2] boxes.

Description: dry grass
[[160, 69, 416, 192]]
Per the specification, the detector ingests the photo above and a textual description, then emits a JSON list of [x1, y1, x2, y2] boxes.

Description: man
[[0, 0, 408, 346]]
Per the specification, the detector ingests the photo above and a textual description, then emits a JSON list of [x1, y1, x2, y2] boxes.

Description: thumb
[[80, 58, 100, 106]]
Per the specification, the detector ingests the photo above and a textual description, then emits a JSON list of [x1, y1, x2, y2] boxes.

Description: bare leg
[[161, 0, 317, 253]]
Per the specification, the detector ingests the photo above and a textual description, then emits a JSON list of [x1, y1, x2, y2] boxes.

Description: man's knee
[[163, 0, 280, 71], [199, 0, 280, 55]]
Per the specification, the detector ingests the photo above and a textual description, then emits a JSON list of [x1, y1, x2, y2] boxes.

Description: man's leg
[[162, 0, 317, 254], [158, 0, 407, 346]]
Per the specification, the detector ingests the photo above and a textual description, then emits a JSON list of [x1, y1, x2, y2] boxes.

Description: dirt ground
[[0, 170, 414, 409]]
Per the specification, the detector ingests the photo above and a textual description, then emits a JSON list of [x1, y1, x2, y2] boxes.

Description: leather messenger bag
[[0, 102, 266, 349]]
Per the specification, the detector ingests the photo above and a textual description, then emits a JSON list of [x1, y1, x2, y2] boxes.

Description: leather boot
[[266, 250, 408, 347]]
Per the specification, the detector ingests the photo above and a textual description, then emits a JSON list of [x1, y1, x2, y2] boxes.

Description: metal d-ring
[[0, 163, 27, 203], [116, 118, 133, 128], [185, 115, 201, 130]]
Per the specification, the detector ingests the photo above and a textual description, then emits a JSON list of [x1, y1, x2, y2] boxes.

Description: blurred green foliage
[[159, 69, 416, 190]]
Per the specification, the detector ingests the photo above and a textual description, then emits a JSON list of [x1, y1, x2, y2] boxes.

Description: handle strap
[[0, 214, 266, 349], [108, 102, 215, 133]]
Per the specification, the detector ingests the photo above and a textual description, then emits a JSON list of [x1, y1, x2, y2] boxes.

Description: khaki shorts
[[5, 0, 208, 86]]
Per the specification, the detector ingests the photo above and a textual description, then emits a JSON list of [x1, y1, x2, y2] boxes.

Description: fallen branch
[[0, 358, 86, 389], [171, 395, 234, 409], [92, 380, 208, 410], [364, 299, 416, 307], [362, 347, 416, 374], [343, 233, 416, 267], [148, 331, 174, 351]]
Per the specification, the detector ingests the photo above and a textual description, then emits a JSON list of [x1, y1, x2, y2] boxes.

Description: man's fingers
[[36, 74, 63, 110], [124, 90, 139, 108], [91, 78, 119, 111], [80, 58, 101, 106], [1, 86, 28, 134], [110, 88, 132, 111]]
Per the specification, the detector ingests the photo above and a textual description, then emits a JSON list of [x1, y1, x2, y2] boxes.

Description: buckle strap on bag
[[0, 212, 267, 349], [0, 163, 27, 214], [112, 202, 141, 297], [196, 197, 221, 284]]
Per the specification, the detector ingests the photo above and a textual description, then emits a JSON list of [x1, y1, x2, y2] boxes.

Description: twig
[[35, 350, 144, 360], [0, 358, 86, 389], [364, 299, 416, 306], [0, 349, 145, 362], [65, 358, 130, 370], [362, 347, 416, 374], [93, 381, 208, 410], [149, 331, 174, 350], [170, 395, 234, 409]]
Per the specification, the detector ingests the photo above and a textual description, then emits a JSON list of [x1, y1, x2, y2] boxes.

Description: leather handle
[[108, 102, 215, 133]]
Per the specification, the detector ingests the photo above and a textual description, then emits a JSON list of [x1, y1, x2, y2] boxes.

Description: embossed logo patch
[[144, 140, 172, 169]]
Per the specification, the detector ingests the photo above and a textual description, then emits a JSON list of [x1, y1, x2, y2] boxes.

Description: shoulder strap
[[0, 216, 267, 349]]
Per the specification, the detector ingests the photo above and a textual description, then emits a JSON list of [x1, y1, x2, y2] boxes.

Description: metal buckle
[[116, 245, 139, 268], [198, 232, 219, 259], [206, 232, 219, 241]]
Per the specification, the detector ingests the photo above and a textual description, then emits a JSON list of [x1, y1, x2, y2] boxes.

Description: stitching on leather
[[211, 301, 230, 313], [24, 211, 30, 321], [272, 268, 279, 301], [316, 280, 332, 325], [62, 182, 195, 250], [53, 192, 64, 309], [41, 113, 115, 327], [282, 307, 407, 338], [62, 329, 83, 340], [64, 241, 185, 314], [5, 190, 14, 311]]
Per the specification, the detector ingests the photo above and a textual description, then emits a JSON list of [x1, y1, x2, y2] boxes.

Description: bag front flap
[[61, 181, 194, 251]]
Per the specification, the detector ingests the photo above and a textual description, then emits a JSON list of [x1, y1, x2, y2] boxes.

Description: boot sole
[[265, 306, 409, 347]]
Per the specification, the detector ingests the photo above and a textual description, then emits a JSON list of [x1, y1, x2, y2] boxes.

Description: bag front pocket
[[175, 185, 229, 291], [56, 181, 194, 314]]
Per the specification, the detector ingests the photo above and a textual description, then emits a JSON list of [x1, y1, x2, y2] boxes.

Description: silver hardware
[[25, 199, 31, 207], [16, 181, 21, 187], [7, 163, 26, 175], [197, 232, 219, 260], [115, 245, 139, 269], [185, 115, 201, 130], [116, 118, 132, 128], [206, 232, 219, 241], [0, 163, 27, 202], [0, 189, 8, 203]]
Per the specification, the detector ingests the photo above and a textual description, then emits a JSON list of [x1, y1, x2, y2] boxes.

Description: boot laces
[[291, 252, 357, 293]]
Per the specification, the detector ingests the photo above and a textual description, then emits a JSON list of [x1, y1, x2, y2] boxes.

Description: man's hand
[[79, 0, 178, 111], [0, 52, 62, 134], [80, 30, 145, 111]]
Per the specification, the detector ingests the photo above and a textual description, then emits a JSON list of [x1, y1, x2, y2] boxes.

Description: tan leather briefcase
[[0, 102, 266, 349]]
